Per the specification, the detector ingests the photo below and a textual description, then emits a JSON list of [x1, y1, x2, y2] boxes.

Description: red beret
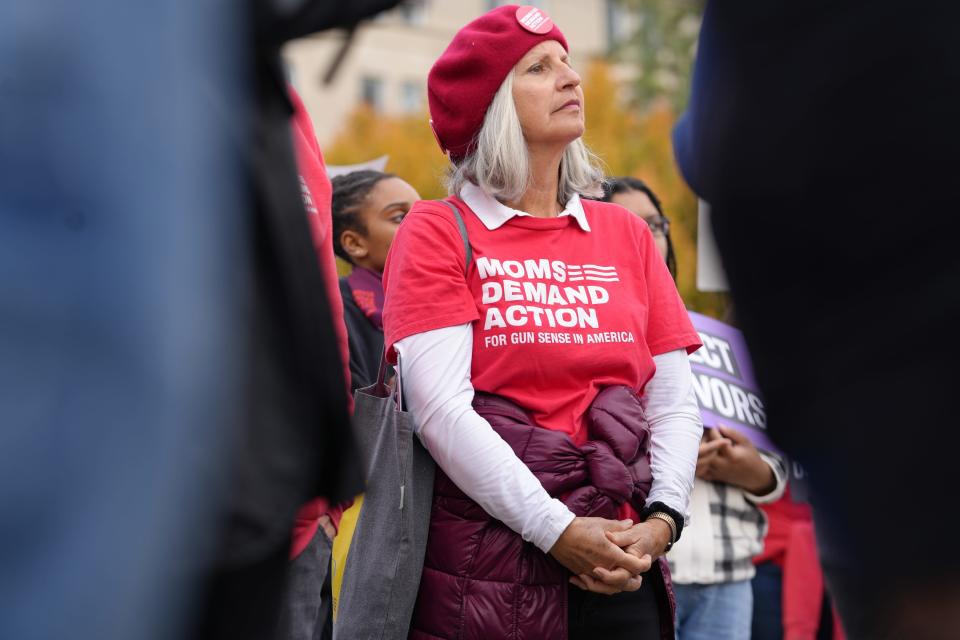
[[427, 5, 568, 161]]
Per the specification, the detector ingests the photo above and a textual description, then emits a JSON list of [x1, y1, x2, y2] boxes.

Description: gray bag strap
[[435, 199, 471, 274]]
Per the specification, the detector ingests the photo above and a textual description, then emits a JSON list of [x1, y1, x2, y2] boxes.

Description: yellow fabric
[[330, 494, 363, 621]]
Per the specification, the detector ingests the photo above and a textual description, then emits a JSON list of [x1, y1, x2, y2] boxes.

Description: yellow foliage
[[324, 106, 448, 200]]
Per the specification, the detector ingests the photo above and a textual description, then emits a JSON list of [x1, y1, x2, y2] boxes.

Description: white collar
[[459, 182, 591, 232]]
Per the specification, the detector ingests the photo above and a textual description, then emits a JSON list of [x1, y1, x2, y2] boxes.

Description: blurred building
[[283, 0, 636, 147]]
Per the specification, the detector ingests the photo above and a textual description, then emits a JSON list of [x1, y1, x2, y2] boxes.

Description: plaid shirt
[[667, 452, 787, 584]]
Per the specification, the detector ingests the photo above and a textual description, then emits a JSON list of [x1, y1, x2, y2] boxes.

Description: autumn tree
[[613, 0, 704, 113], [324, 106, 447, 200]]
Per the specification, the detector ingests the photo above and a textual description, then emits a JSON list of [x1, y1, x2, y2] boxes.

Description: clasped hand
[[549, 516, 672, 595]]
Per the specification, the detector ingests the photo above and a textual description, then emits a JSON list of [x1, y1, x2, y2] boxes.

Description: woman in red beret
[[382, 5, 703, 638]]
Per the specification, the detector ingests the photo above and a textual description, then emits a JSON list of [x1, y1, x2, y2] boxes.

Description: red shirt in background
[[756, 487, 846, 640], [287, 85, 353, 559]]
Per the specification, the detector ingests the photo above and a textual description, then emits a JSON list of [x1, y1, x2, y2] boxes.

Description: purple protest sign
[[688, 311, 781, 454]]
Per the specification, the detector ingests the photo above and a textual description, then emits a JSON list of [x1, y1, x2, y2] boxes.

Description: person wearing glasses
[[601, 177, 676, 280], [603, 177, 788, 640]]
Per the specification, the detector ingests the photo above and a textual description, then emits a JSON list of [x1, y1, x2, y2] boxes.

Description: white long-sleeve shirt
[[396, 323, 702, 554]]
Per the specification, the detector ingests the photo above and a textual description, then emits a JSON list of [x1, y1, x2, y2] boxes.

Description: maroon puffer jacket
[[408, 386, 676, 640]]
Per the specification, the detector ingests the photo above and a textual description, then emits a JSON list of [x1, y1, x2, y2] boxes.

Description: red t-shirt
[[288, 86, 352, 400], [288, 86, 353, 557], [383, 196, 701, 445]]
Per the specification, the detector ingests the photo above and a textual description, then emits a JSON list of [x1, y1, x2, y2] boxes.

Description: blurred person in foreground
[[605, 177, 788, 640], [195, 2, 427, 637], [673, 2, 960, 638], [0, 2, 246, 639], [265, 83, 359, 640], [380, 5, 704, 637]]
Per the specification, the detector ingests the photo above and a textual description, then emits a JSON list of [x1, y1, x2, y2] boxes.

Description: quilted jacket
[[408, 385, 676, 639]]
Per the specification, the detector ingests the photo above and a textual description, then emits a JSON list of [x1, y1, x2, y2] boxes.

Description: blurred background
[[283, 0, 726, 317]]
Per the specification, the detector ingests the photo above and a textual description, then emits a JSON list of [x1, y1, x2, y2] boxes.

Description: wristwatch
[[644, 511, 678, 553]]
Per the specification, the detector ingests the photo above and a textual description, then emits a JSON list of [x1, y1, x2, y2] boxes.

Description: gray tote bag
[[334, 200, 471, 639], [333, 354, 435, 639]]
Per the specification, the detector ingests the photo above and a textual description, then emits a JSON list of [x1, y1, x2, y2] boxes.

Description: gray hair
[[445, 71, 605, 204]]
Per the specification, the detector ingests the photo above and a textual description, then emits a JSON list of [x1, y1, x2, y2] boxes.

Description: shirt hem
[[386, 311, 479, 362], [667, 569, 758, 586], [648, 332, 703, 357]]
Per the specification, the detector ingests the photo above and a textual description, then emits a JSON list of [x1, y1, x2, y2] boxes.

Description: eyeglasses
[[645, 215, 670, 236]]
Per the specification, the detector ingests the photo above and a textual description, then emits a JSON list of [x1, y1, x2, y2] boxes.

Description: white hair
[[445, 71, 605, 204]]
